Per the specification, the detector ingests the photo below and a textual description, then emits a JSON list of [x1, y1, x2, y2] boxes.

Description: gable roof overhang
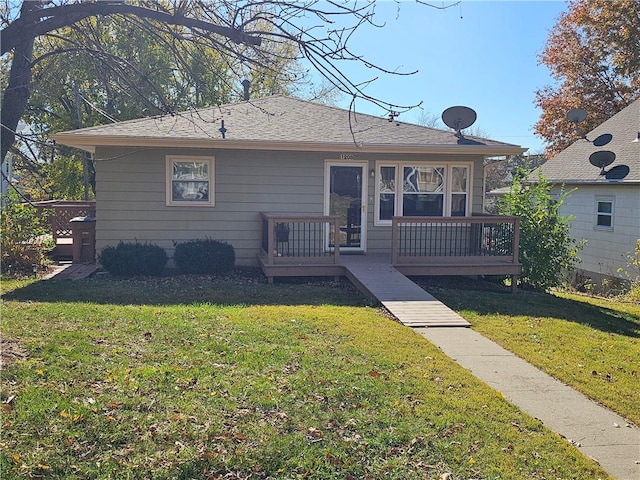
[[532, 177, 640, 185], [52, 134, 526, 157]]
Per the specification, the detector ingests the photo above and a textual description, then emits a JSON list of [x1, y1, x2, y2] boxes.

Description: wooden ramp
[[341, 255, 470, 328]]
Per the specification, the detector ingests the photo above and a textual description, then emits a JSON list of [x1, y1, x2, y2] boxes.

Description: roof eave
[[52, 134, 527, 156], [541, 178, 639, 185]]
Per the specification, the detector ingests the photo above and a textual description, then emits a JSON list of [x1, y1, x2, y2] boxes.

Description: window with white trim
[[375, 163, 471, 224], [403, 166, 445, 216], [595, 197, 614, 230], [166, 156, 214, 206], [450, 166, 468, 217], [378, 165, 397, 222]]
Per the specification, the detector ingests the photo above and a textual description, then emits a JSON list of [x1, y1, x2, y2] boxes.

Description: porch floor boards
[[340, 255, 470, 328]]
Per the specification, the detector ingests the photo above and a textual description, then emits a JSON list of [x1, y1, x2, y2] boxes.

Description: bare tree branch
[[2, 0, 461, 170], [1, 1, 262, 55]]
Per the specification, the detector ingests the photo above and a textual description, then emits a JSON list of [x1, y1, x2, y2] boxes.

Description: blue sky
[[314, 0, 568, 153]]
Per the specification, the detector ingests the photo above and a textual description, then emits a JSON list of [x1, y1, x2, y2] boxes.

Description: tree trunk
[[1, 1, 41, 166]]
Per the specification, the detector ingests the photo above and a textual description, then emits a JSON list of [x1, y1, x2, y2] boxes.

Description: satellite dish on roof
[[589, 150, 616, 175], [566, 108, 587, 123], [605, 165, 629, 181], [592, 133, 613, 147], [442, 106, 477, 138]]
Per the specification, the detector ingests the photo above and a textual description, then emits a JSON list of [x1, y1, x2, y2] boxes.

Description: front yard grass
[[417, 277, 640, 427], [0, 275, 612, 479]]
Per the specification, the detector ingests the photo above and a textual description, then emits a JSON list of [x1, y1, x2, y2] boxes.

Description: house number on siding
[[340, 154, 355, 160]]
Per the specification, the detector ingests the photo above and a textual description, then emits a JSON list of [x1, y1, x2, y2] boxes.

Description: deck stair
[[340, 255, 470, 328]]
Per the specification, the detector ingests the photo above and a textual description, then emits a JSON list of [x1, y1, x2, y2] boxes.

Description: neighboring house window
[[375, 163, 471, 225], [166, 156, 214, 206], [595, 197, 614, 230]]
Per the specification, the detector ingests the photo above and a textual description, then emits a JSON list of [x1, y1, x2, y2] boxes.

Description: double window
[[595, 197, 614, 230], [166, 155, 214, 206], [375, 163, 471, 225]]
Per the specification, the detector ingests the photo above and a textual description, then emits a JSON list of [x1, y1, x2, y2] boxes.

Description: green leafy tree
[[497, 168, 584, 291], [0, 193, 54, 275], [40, 154, 85, 200]]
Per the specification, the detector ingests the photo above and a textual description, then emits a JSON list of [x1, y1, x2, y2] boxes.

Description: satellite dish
[[589, 150, 616, 175], [566, 108, 587, 123], [442, 106, 477, 137], [592, 133, 613, 147], [604, 165, 629, 180]]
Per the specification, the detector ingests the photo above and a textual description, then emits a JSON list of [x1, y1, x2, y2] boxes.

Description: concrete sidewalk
[[417, 327, 640, 480]]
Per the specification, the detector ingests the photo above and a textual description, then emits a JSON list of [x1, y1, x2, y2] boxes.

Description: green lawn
[[415, 277, 640, 427], [0, 274, 613, 479]]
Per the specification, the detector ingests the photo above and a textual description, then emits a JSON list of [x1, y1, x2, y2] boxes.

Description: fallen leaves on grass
[[0, 337, 28, 368]]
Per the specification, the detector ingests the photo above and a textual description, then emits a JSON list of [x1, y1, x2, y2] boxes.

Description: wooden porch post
[[511, 217, 521, 293], [332, 216, 340, 264], [265, 214, 275, 284], [391, 217, 399, 265]]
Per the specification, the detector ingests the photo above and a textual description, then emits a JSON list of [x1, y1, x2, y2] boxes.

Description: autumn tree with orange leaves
[[534, 0, 640, 158]]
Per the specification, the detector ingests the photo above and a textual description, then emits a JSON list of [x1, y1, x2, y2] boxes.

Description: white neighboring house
[[533, 99, 640, 286]]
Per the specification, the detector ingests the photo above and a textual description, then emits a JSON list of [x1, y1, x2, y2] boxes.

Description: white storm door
[[325, 162, 367, 251]]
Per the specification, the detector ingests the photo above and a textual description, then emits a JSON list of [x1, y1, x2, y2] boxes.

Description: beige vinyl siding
[[94, 147, 488, 266], [95, 147, 325, 266], [553, 184, 640, 280]]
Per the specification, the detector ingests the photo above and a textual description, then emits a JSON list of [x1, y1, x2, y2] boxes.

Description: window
[[595, 197, 614, 230], [403, 166, 445, 216], [375, 162, 471, 224], [166, 156, 214, 206], [450, 166, 468, 217], [378, 165, 397, 221]]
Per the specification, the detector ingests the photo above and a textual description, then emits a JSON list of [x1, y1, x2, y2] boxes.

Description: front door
[[325, 162, 367, 251]]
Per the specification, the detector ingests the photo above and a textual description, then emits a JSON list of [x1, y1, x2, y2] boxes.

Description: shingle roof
[[535, 98, 640, 184], [53, 95, 524, 155]]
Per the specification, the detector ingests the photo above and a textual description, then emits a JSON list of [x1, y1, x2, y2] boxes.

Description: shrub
[[173, 239, 235, 274], [619, 239, 640, 301], [1, 194, 54, 276], [497, 168, 584, 291], [99, 242, 167, 277]]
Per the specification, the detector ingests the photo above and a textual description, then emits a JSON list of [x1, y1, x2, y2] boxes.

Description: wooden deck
[[32, 200, 96, 260], [341, 255, 470, 328]]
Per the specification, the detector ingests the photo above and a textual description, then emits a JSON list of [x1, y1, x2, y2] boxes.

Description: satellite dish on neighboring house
[[588, 150, 616, 175], [592, 133, 613, 147], [605, 165, 630, 180], [565, 107, 589, 140], [442, 106, 477, 138], [566, 108, 587, 124]]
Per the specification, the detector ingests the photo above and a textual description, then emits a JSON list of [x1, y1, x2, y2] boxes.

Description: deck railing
[[31, 200, 96, 242], [260, 213, 341, 265], [391, 215, 520, 267], [30, 200, 96, 259]]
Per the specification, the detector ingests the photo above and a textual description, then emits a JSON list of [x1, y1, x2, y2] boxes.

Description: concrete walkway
[[339, 254, 639, 478], [418, 327, 640, 480]]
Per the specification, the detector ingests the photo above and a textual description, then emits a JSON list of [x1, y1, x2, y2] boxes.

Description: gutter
[[51, 134, 527, 156]]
